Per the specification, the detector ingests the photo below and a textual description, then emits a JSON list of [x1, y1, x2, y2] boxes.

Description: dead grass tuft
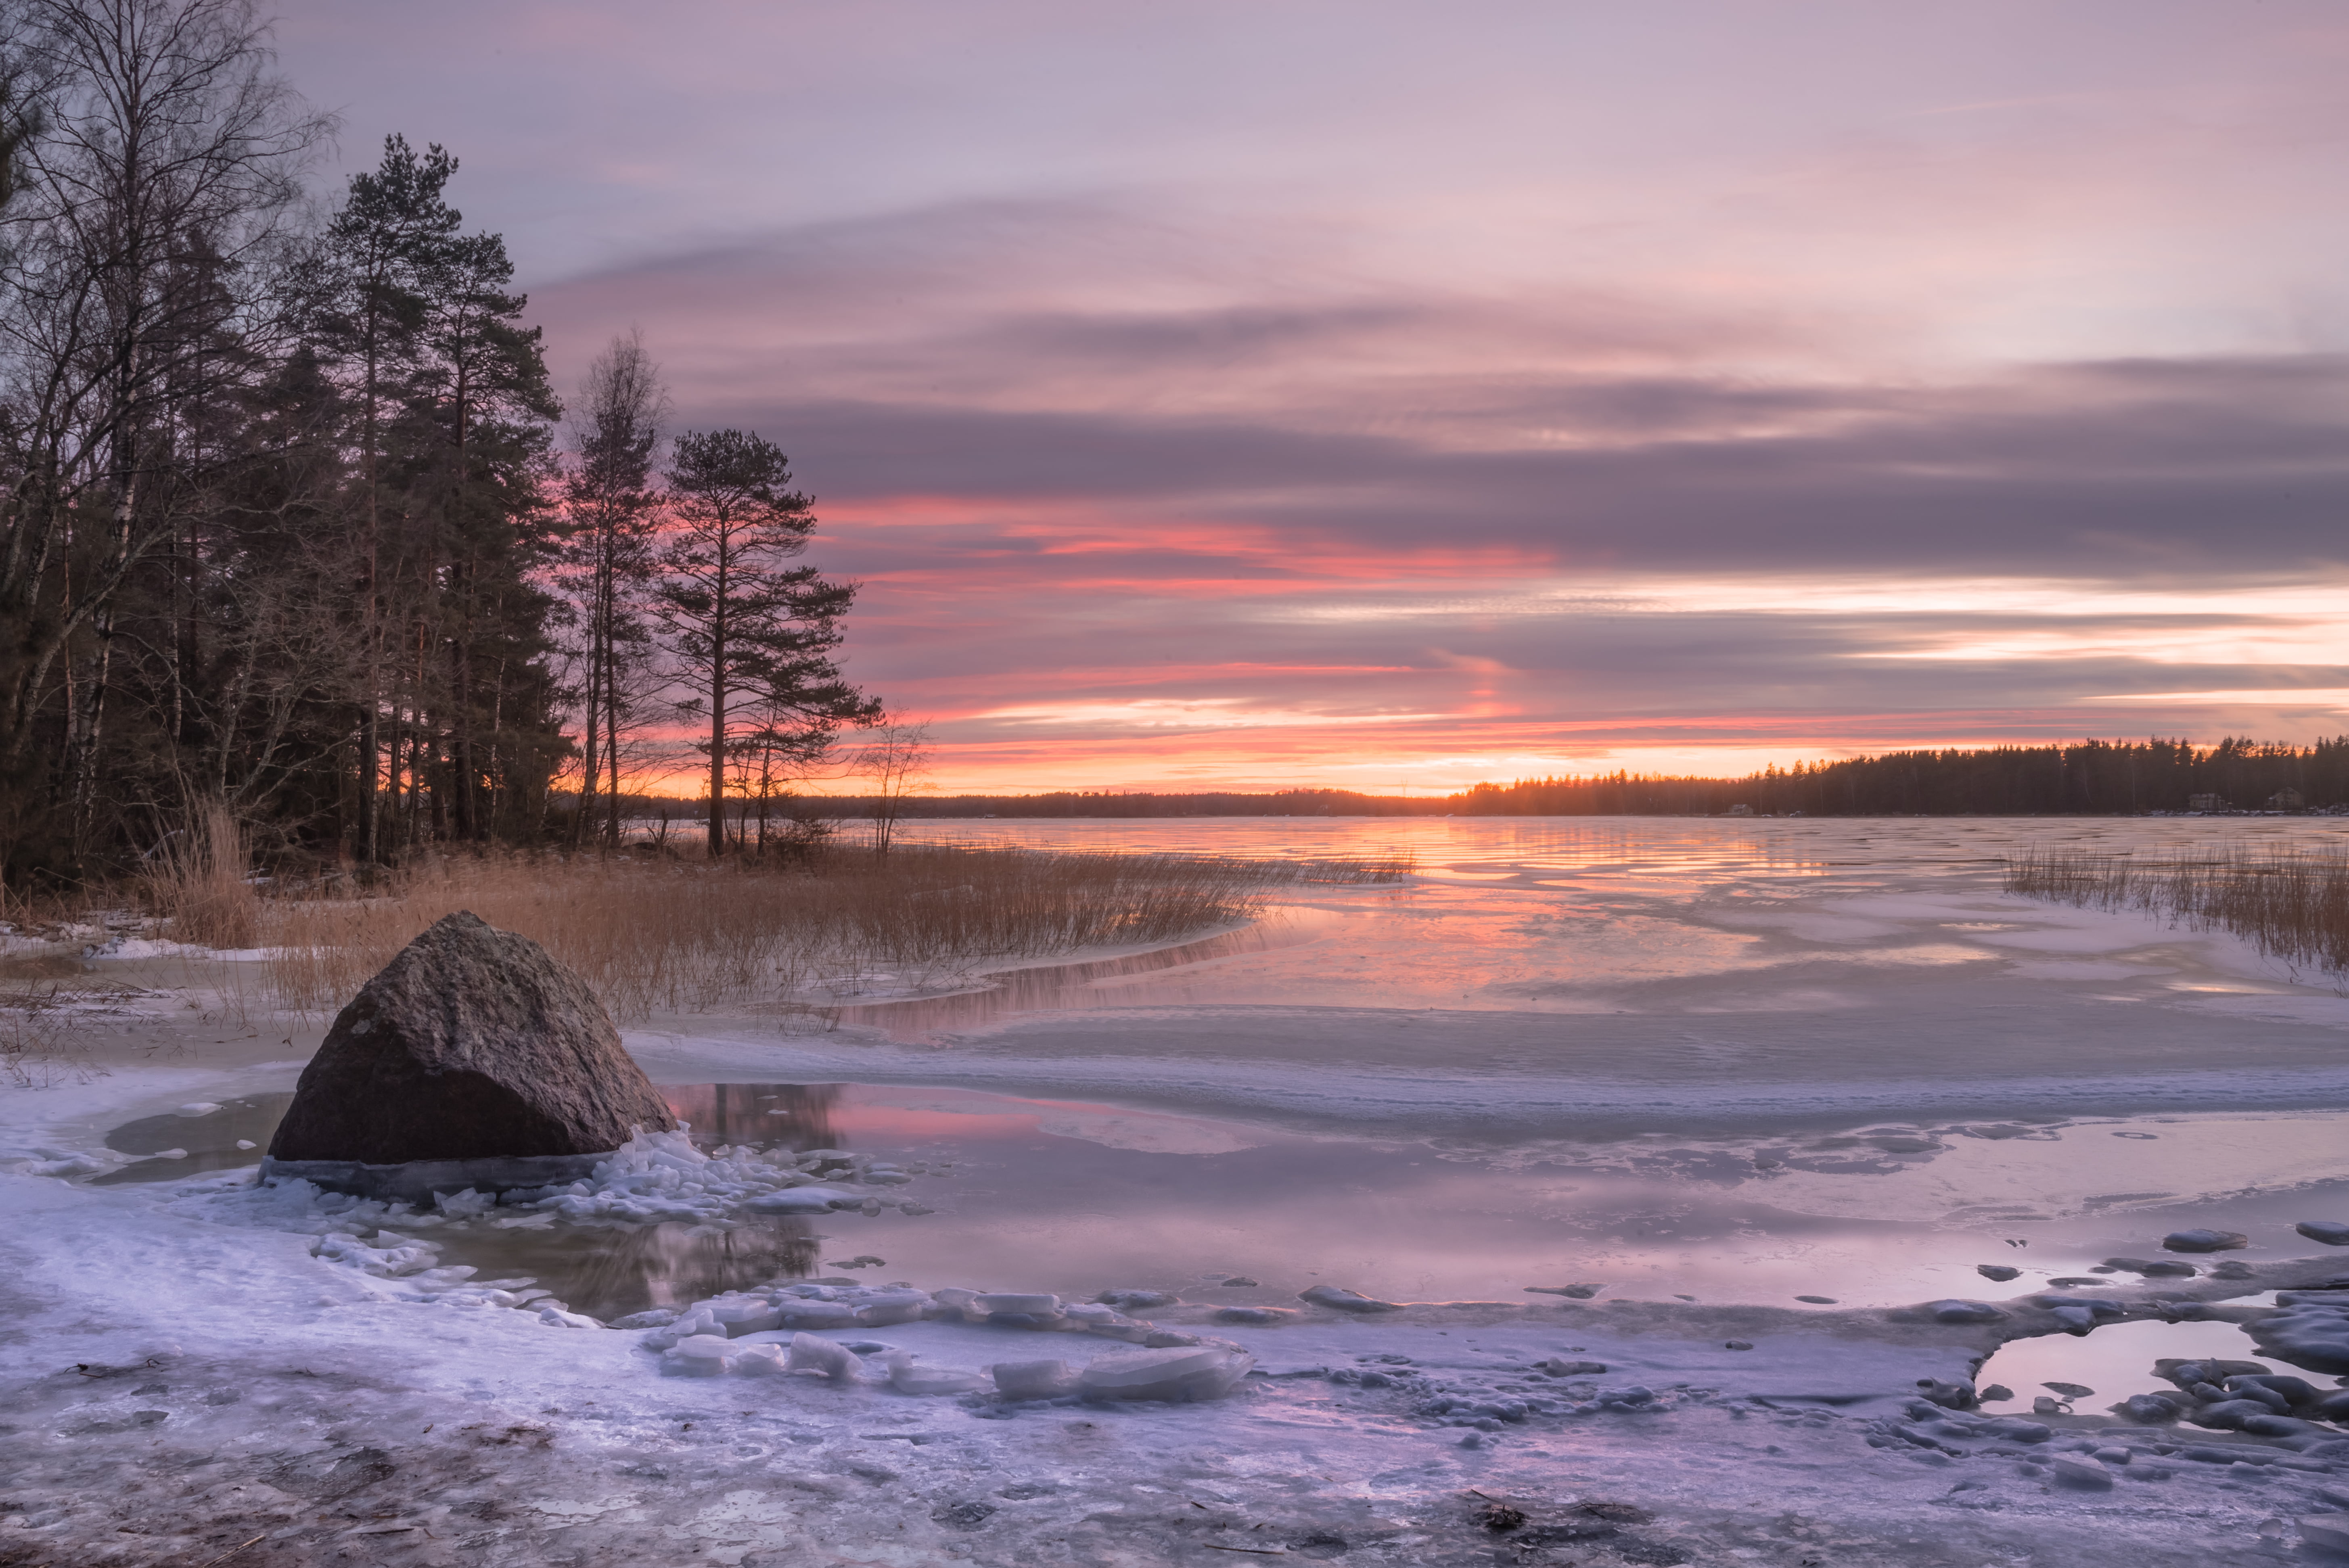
[[257, 843, 1409, 1019], [145, 801, 261, 950], [0, 984, 102, 1087], [2005, 844, 2349, 976]]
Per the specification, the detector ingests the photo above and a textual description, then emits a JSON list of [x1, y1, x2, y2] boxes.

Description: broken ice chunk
[[855, 1290, 935, 1328], [931, 1287, 984, 1321], [733, 1342, 789, 1376], [663, 1334, 735, 1377], [745, 1186, 856, 1215], [173, 1103, 221, 1117], [975, 1292, 1062, 1322], [1078, 1344, 1255, 1403], [2296, 1221, 2349, 1246], [1096, 1289, 1178, 1310], [1924, 1300, 2008, 1324], [775, 1299, 859, 1331], [1975, 1264, 2021, 1282], [2047, 1453, 2112, 1488], [1214, 1307, 1297, 1325], [882, 1355, 991, 1397], [708, 1298, 783, 1336], [785, 1332, 863, 1381], [537, 1307, 601, 1330], [1298, 1285, 1400, 1313], [989, 1359, 1081, 1401], [2161, 1228, 2248, 1254]]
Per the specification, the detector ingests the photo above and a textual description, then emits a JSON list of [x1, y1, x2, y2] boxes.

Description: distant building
[[2188, 792, 2225, 811], [2269, 788, 2305, 810]]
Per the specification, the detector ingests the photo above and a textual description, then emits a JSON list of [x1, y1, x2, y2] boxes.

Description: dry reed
[[2005, 844, 2349, 976], [256, 843, 1409, 1018], [145, 801, 261, 950]]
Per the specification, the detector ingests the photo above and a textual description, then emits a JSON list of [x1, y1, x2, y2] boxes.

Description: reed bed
[[2004, 844, 2349, 976], [143, 800, 261, 950], [251, 842, 1410, 1018]]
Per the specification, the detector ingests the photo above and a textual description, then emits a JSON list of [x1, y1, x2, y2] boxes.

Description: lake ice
[[11, 815, 2349, 1565]]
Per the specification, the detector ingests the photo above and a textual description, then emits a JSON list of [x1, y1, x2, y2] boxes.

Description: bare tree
[[851, 720, 931, 856], [0, 0, 329, 865], [560, 329, 666, 850]]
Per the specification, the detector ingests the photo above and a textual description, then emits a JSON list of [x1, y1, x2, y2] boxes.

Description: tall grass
[[255, 843, 1410, 1018], [144, 800, 261, 949], [2005, 844, 2349, 976]]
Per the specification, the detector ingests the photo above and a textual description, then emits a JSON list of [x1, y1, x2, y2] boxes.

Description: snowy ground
[[10, 817, 2349, 1565]]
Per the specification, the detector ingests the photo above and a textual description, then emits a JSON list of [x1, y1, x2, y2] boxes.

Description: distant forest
[[0, 1, 873, 887], [797, 738, 2349, 821]]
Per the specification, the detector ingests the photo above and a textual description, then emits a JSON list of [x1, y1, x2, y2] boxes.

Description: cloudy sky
[[278, 0, 2349, 792]]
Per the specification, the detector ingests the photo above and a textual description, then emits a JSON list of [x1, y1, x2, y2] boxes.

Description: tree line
[[0, 0, 878, 889], [815, 738, 2349, 820]]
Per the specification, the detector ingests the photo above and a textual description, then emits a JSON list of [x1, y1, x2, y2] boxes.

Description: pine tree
[[653, 430, 879, 857]]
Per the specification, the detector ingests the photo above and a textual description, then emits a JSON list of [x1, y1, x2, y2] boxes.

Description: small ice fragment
[[2044, 1381, 2094, 1398], [1540, 1358, 1608, 1376], [785, 1332, 862, 1381], [775, 1300, 858, 1331], [612, 1308, 678, 1330], [2162, 1229, 2248, 1254], [664, 1334, 735, 1377], [975, 1293, 1061, 1320], [709, 1299, 783, 1336], [1976, 1264, 2021, 1282], [234, 1139, 257, 1150], [1214, 1307, 1297, 1325], [153, 1148, 188, 1160], [2297, 1221, 2349, 1246], [1926, 1300, 2007, 1324], [1097, 1289, 1178, 1309], [1217, 1277, 1259, 1289], [1724, 1340, 1753, 1351], [2048, 1453, 2112, 1488], [745, 1186, 856, 1215], [931, 1287, 983, 1321], [538, 1307, 601, 1329], [1298, 1284, 1400, 1314], [1795, 1295, 1837, 1305], [2302, 1516, 2349, 1553], [1524, 1284, 1602, 1299], [855, 1290, 934, 1327], [989, 1359, 1081, 1400], [173, 1103, 221, 1117], [1078, 1344, 1255, 1403], [887, 1358, 991, 1397], [733, 1343, 789, 1376]]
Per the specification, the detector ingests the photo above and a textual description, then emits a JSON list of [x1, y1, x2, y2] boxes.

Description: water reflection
[[96, 1095, 291, 1183], [1974, 1317, 2270, 1414], [94, 1082, 2349, 1325], [433, 1215, 824, 1321]]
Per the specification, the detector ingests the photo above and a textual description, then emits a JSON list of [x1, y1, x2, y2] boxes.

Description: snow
[[12, 818, 2349, 1563]]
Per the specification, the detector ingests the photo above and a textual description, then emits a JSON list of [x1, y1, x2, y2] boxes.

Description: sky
[[274, 0, 2349, 794]]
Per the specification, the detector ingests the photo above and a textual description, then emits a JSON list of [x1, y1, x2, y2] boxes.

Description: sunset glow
[[274, 0, 2349, 794]]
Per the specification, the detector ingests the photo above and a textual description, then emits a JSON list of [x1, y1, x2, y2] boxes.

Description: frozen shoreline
[[11, 817, 2349, 1563]]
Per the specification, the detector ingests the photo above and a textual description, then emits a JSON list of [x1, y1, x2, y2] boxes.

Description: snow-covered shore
[[11, 817, 2349, 1564]]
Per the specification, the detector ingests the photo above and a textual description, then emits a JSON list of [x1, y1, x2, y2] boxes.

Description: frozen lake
[[16, 816, 2349, 1565]]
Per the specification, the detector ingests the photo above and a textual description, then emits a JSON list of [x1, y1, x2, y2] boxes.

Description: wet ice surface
[[17, 816, 2349, 1565], [84, 1083, 2349, 1323]]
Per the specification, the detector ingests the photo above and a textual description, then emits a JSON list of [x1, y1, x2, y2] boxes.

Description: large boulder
[[263, 912, 674, 1196]]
